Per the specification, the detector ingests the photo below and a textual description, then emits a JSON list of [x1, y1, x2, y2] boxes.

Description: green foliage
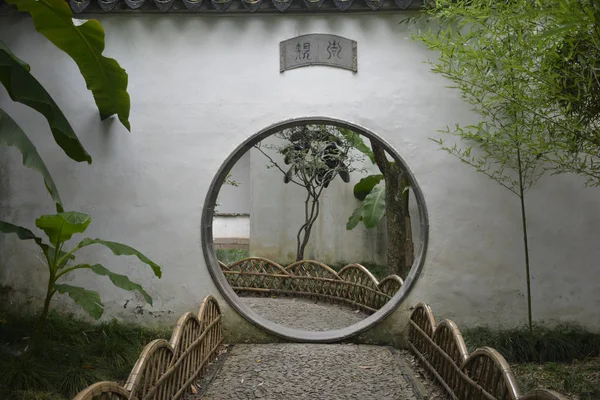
[[463, 326, 600, 363], [76, 238, 162, 278], [512, 359, 600, 400], [410, 0, 600, 186], [54, 285, 103, 321], [409, 0, 571, 332], [6, 0, 131, 131], [345, 205, 364, 230], [0, 221, 50, 253], [88, 264, 152, 304], [352, 174, 383, 201], [256, 124, 364, 260], [224, 171, 239, 187], [361, 183, 386, 228], [338, 128, 375, 164], [0, 212, 161, 331], [463, 326, 600, 399], [347, 182, 387, 230], [0, 110, 63, 211], [216, 248, 249, 265], [344, 132, 411, 251], [0, 41, 91, 164], [0, 1, 132, 209], [36, 212, 91, 244], [0, 312, 169, 399]]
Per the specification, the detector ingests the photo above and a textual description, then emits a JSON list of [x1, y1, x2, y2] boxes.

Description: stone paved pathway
[[241, 297, 370, 331], [199, 344, 423, 400]]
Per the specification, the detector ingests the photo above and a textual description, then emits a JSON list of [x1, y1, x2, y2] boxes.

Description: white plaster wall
[[216, 151, 250, 214], [213, 215, 250, 238], [1, 13, 599, 335]]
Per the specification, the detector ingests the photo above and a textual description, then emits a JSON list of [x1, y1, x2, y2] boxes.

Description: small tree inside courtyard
[[254, 125, 363, 261]]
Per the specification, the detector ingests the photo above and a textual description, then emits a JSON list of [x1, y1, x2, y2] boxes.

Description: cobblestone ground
[[199, 344, 423, 400], [241, 297, 370, 331]]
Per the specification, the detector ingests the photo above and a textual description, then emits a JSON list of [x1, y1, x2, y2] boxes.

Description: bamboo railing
[[220, 257, 404, 313], [407, 303, 570, 400], [72, 295, 223, 400]]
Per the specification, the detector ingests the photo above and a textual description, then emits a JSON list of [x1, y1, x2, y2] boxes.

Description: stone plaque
[[280, 34, 357, 73]]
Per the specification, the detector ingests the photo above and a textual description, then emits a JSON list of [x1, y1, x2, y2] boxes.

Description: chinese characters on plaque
[[280, 34, 357, 73]]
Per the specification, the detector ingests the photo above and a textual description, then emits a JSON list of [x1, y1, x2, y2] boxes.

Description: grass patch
[[215, 248, 249, 265], [462, 325, 600, 363], [0, 311, 169, 400], [513, 359, 600, 399], [462, 326, 600, 399]]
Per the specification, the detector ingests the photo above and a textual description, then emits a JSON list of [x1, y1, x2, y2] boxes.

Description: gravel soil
[[241, 297, 370, 331], [196, 343, 422, 399]]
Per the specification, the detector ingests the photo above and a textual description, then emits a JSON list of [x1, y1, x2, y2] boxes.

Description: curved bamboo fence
[[408, 303, 570, 400], [72, 295, 223, 400], [220, 257, 404, 313]]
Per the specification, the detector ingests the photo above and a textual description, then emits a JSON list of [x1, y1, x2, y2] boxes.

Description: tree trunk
[[370, 140, 413, 278], [401, 176, 415, 270], [296, 192, 320, 261]]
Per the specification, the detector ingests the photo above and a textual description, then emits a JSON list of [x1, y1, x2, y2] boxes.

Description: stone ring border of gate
[[201, 116, 430, 342]]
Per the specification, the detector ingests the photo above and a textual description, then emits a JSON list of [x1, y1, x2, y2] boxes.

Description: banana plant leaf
[[36, 212, 92, 244], [353, 174, 384, 201], [0, 41, 91, 163], [7, 0, 131, 131], [362, 183, 386, 229], [88, 263, 153, 304], [77, 238, 162, 278], [0, 108, 63, 211], [55, 284, 104, 319]]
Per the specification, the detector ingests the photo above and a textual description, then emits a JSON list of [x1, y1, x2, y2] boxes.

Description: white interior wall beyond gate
[[1, 13, 599, 343]]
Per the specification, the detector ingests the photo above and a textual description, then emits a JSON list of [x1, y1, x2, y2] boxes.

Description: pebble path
[[241, 297, 371, 331], [199, 343, 423, 400]]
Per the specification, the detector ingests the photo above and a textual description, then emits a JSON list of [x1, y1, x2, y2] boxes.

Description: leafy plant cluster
[[0, 311, 169, 399], [512, 359, 600, 400], [215, 248, 249, 265], [254, 125, 366, 261], [463, 326, 600, 363], [343, 133, 414, 277], [0, 0, 161, 334], [408, 0, 600, 333], [464, 326, 600, 398]]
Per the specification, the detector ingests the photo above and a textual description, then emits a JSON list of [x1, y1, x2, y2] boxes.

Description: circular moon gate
[[201, 117, 429, 342]]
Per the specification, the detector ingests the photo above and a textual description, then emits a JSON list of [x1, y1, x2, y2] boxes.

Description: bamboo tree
[[411, 0, 556, 333]]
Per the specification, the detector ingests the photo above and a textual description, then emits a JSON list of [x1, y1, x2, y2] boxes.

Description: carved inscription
[[280, 34, 357, 73]]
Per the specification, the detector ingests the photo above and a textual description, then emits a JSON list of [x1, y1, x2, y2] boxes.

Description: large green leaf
[[346, 205, 364, 230], [0, 108, 63, 211], [47, 246, 75, 268], [36, 212, 91, 244], [77, 238, 162, 278], [362, 183, 386, 229], [86, 263, 152, 305], [55, 284, 103, 319], [0, 41, 91, 163], [0, 221, 73, 268], [7, 0, 131, 131], [0, 220, 47, 250], [353, 174, 384, 201]]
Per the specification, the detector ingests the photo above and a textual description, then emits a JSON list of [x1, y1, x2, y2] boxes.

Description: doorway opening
[[202, 117, 429, 342]]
